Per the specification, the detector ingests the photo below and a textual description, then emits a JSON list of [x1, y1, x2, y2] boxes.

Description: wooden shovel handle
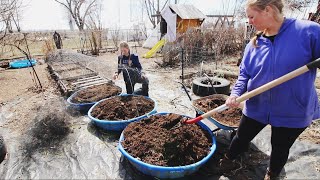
[[185, 58, 320, 124]]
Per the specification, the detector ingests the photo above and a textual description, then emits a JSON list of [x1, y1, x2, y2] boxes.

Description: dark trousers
[[227, 114, 306, 175], [122, 68, 149, 96]]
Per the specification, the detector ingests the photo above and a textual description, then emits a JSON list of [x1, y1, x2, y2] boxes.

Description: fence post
[[181, 47, 184, 84]]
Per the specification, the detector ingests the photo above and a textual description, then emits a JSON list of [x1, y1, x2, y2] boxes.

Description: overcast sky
[[20, 0, 242, 31], [20, 0, 317, 31]]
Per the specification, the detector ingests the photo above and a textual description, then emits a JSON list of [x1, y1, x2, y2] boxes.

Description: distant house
[[143, 4, 206, 48], [167, 4, 206, 33]]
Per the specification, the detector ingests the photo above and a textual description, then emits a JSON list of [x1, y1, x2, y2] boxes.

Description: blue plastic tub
[[118, 112, 217, 179], [192, 94, 238, 130], [88, 94, 157, 131], [9, 59, 37, 69], [194, 107, 237, 130], [67, 86, 122, 112]]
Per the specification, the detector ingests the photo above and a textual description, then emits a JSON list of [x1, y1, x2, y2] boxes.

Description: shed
[[168, 4, 206, 33], [143, 4, 206, 48]]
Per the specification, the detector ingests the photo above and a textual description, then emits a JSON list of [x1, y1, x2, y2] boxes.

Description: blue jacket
[[231, 18, 320, 128], [117, 53, 142, 74]]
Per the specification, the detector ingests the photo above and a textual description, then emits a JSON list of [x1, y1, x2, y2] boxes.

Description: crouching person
[[113, 41, 149, 96]]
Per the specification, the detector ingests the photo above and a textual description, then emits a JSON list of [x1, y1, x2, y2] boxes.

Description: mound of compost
[[195, 96, 242, 127], [24, 113, 71, 157], [71, 83, 121, 103], [91, 95, 154, 120], [122, 114, 212, 166]]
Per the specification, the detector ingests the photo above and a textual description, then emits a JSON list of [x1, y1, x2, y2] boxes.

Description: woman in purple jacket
[[222, 0, 320, 179]]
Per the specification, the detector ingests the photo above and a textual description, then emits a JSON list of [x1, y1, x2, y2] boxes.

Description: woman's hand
[[226, 95, 240, 108], [113, 73, 119, 80]]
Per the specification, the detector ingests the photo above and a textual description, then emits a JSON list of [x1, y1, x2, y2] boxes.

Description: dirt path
[[0, 63, 51, 104]]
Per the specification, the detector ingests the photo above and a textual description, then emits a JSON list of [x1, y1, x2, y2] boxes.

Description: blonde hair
[[119, 41, 130, 49], [247, 0, 284, 47], [246, 0, 284, 14]]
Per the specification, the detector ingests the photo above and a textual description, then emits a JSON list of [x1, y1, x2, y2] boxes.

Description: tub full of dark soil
[[88, 94, 157, 131], [118, 113, 216, 179], [193, 94, 242, 129], [67, 82, 122, 112]]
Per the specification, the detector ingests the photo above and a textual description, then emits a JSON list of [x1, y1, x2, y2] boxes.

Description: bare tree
[[86, 0, 102, 30], [0, 0, 22, 37], [1, 33, 33, 59], [286, 0, 313, 11], [235, 0, 317, 19], [140, 23, 148, 39], [144, 0, 169, 28], [85, 0, 103, 49], [10, 4, 22, 32], [111, 27, 120, 49], [54, 0, 97, 31], [132, 28, 142, 46], [0, 32, 43, 88]]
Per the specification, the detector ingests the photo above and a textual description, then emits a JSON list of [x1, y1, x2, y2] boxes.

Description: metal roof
[[169, 4, 206, 20]]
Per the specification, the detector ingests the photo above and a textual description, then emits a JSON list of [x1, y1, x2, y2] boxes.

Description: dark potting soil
[[122, 114, 212, 166], [201, 80, 221, 85], [195, 96, 242, 127], [91, 95, 154, 120], [71, 83, 121, 103], [24, 113, 71, 157]]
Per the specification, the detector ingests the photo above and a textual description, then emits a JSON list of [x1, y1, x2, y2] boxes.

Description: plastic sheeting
[[142, 23, 161, 49], [161, 6, 177, 42], [0, 96, 319, 179]]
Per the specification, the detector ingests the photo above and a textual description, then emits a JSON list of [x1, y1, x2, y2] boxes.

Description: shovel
[[184, 58, 320, 124]]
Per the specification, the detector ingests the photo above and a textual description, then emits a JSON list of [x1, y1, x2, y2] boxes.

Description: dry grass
[[0, 31, 119, 60], [159, 27, 245, 67], [299, 120, 320, 144]]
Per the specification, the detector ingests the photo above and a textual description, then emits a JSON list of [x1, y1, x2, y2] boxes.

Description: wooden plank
[[72, 77, 104, 85], [73, 75, 101, 82], [61, 72, 98, 80], [76, 79, 110, 88], [57, 79, 70, 95], [78, 81, 112, 90], [47, 64, 63, 80], [84, 66, 97, 73]]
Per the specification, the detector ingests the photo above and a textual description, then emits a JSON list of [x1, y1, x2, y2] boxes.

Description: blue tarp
[[9, 59, 36, 69]]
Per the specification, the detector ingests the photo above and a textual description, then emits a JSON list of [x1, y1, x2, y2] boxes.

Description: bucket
[[118, 112, 216, 178], [67, 84, 122, 112], [88, 94, 157, 131]]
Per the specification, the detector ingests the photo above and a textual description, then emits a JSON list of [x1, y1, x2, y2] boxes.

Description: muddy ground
[[0, 47, 320, 179]]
